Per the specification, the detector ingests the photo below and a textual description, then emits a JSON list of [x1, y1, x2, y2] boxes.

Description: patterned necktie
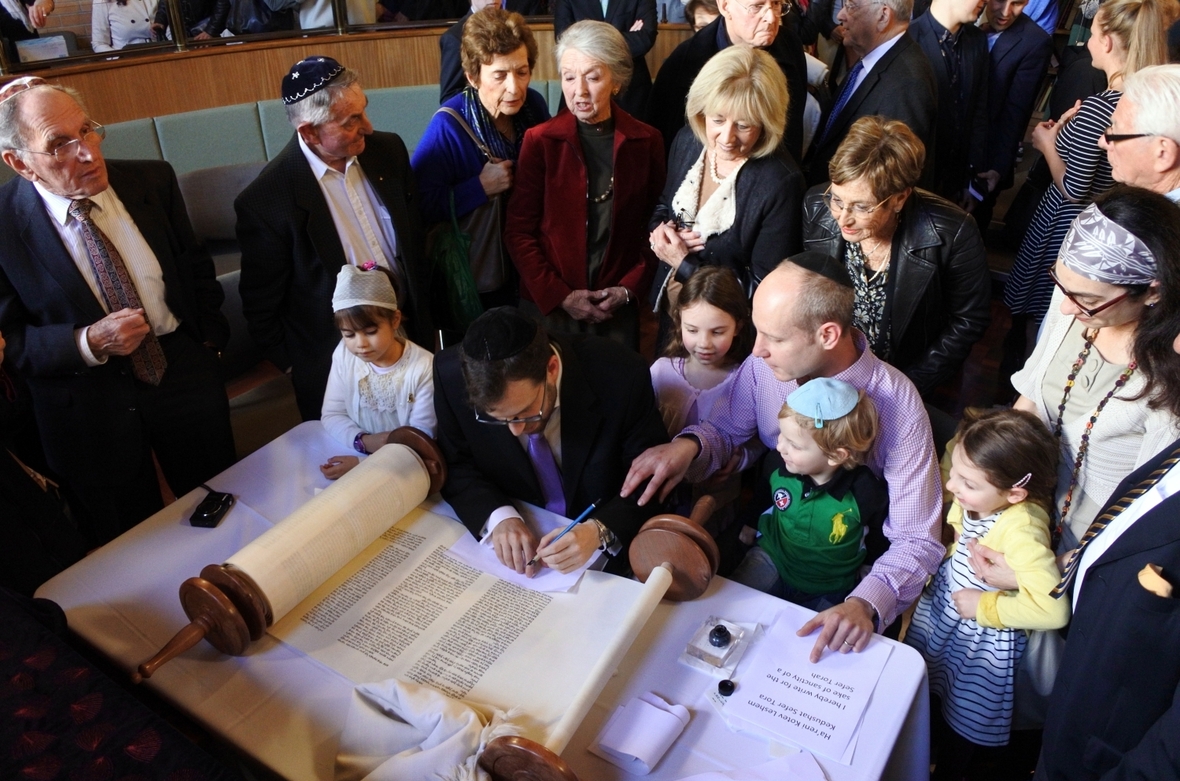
[[1052, 443, 1180, 598], [527, 432, 566, 516], [68, 199, 167, 386], [818, 60, 864, 146]]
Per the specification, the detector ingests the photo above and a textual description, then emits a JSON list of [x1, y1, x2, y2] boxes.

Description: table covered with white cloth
[[37, 422, 929, 781]]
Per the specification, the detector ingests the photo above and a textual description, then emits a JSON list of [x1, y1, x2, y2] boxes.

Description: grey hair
[[555, 20, 633, 93], [284, 67, 361, 129], [880, 0, 913, 22], [1123, 64, 1180, 144], [0, 83, 86, 158]]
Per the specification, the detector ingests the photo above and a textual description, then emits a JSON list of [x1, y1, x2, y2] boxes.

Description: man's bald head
[[751, 259, 855, 382], [0, 84, 109, 199]]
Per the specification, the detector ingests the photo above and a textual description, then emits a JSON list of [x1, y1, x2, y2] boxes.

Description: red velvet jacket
[[505, 105, 665, 314]]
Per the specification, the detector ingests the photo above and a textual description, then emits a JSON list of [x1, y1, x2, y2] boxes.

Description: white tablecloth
[[38, 422, 928, 781]]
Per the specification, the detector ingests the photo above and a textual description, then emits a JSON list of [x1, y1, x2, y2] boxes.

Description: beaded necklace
[[1052, 328, 1137, 537]]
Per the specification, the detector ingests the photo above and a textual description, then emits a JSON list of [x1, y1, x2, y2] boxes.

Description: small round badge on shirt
[[774, 487, 791, 511]]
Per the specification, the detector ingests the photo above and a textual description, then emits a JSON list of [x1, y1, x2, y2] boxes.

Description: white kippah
[[332, 264, 398, 313]]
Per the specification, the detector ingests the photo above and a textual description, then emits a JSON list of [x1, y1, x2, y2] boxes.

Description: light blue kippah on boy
[[788, 378, 859, 429]]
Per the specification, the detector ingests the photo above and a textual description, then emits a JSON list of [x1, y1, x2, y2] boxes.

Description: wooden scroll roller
[[132, 426, 446, 683], [479, 736, 581, 781], [628, 495, 720, 602]]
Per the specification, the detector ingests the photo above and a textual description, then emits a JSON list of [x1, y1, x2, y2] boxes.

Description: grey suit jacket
[[804, 33, 938, 187]]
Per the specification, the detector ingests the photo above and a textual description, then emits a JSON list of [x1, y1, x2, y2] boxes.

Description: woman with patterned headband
[[1009, 185, 1180, 551]]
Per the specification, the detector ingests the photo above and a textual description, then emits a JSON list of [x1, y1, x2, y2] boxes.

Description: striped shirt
[[34, 181, 180, 367], [683, 332, 945, 628]]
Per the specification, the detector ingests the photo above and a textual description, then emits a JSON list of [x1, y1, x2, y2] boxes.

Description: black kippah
[[786, 250, 854, 289], [282, 56, 345, 105], [462, 307, 539, 361]]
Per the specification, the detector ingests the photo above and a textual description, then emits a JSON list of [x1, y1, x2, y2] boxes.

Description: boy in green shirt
[[732, 378, 889, 610]]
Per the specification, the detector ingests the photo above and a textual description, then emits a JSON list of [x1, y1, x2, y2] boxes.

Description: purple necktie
[[527, 432, 566, 516], [68, 198, 167, 386]]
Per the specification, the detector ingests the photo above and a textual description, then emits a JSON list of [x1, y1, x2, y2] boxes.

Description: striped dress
[[1003, 90, 1120, 323], [904, 506, 1027, 746]]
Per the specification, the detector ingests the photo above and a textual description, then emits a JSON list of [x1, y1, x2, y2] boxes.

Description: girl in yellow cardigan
[[904, 408, 1069, 780]]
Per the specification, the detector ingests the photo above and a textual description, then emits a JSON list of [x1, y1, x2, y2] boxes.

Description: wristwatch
[[590, 518, 622, 557], [353, 432, 369, 455]]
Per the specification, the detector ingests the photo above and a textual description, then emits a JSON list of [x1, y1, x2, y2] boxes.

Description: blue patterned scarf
[[459, 84, 537, 162]]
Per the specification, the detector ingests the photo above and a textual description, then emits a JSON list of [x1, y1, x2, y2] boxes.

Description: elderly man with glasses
[[0, 77, 236, 547], [1100, 64, 1180, 203], [648, 0, 810, 161], [801, 0, 937, 186], [432, 306, 668, 577]]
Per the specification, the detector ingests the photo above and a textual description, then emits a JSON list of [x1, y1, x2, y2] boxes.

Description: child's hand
[[951, 588, 983, 620], [738, 525, 758, 546], [320, 456, 360, 480]]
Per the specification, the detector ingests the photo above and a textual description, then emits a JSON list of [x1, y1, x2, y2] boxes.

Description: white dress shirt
[[297, 135, 402, 281], [1073, 461, 1180, 611], [34, 182, 180, 366]]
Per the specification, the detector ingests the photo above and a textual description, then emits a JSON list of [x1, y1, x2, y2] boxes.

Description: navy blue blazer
[[1038, 439, 1180, 780], [985, 13, 1053, 187]]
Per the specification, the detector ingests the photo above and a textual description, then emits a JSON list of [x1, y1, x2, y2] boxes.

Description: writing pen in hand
[[526, 499, 601, 568]]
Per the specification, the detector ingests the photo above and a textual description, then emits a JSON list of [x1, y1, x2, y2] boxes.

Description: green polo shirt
[[756, 465, 889, 595]]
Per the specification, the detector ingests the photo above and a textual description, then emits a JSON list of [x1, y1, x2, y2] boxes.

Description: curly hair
[[461, 7, 538, 84]]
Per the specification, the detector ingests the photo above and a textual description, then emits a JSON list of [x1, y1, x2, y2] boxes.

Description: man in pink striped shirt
[[623, 253, 944, 661]]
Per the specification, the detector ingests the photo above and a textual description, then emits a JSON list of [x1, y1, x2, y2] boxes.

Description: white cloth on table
[[590, 691, 690, 775], [335, 678, 522, 781], [321, 338, 437, 446]]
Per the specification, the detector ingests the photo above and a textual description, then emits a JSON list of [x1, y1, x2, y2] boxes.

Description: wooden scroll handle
[[132, 570, 258, 683], [628, 496, 721, 602], [385, 426, 447, 495], [478, 736, 580, 781]]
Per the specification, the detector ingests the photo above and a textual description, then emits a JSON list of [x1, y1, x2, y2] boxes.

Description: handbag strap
[[435, 106, 498, 163]]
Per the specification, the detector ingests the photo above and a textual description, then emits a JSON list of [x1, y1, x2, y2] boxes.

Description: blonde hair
[[828, 116, 925, 200], [779, 390, 878, 469], [685, 45, 788, 159], [1096, 0, 1180, 80]]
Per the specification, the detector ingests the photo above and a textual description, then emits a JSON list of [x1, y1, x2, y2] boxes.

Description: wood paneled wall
[[18, 23, 692, 125]]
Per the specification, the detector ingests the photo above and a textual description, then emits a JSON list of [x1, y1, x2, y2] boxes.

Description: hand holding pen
[[528, 500, 601, 574]]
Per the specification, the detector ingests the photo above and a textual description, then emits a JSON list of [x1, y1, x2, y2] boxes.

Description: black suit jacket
[[554, 0, 657, 121], [801, 186, 990, 396], [909, 13, 989, 200], [433, 333, 669, 573], [234, 132, 432, 420], [648, 16, 808, 162], [649, 126, 804, 298], [804, 33, 938, 187], [986, 13, 1052, 187], [1038, 440, 1180, 781], [439, 12, 470, 105], [0, 160, 228, 478]]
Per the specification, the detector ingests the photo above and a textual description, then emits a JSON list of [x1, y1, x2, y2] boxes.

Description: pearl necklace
[[709, 152, 729, 185]]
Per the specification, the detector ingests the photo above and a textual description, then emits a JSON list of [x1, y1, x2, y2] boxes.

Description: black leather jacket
[[802, 186, 991, 397]]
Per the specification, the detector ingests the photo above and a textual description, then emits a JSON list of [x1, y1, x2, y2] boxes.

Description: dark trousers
[[67, 331, 236, 546]]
